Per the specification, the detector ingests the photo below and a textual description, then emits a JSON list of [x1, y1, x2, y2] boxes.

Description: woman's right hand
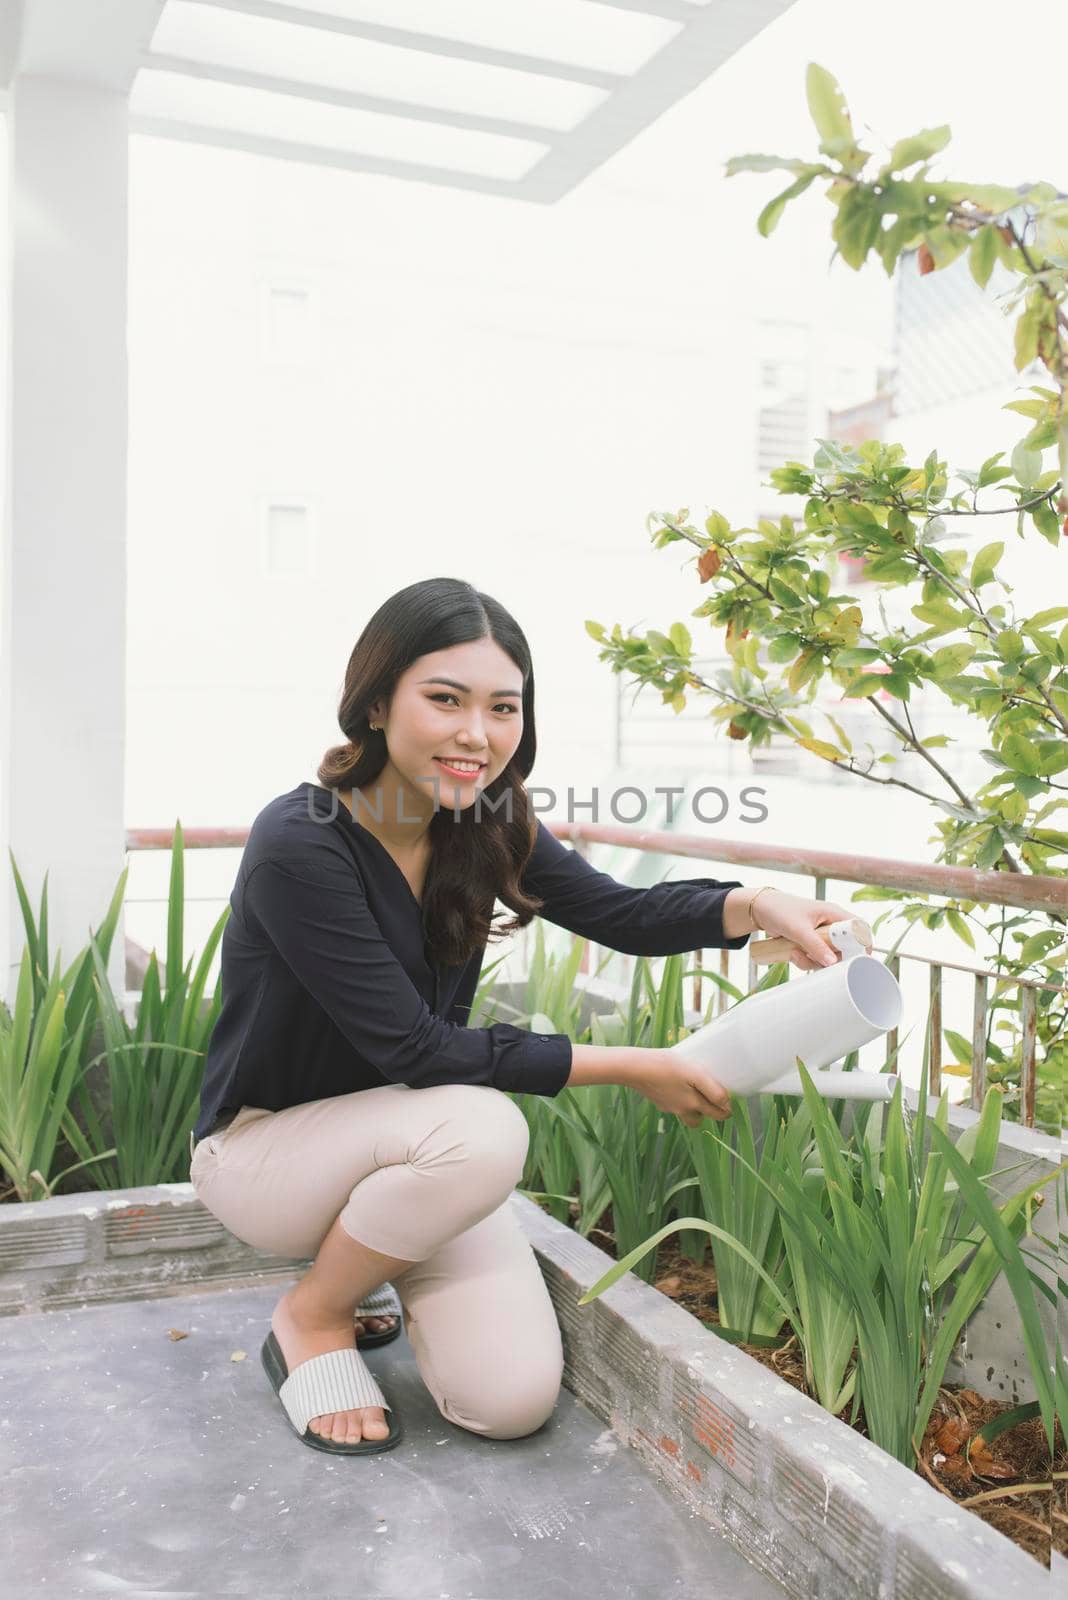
[[626, 1049, 734, 1127]]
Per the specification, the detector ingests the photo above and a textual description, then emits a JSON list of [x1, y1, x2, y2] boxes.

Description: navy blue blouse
[[192, 782, 749, 1140]]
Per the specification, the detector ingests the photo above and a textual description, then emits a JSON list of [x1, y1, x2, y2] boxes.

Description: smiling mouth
[[433, 757, 486, 774]]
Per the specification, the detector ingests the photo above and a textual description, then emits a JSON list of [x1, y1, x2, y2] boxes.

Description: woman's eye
[[431, 693, 517, 714]]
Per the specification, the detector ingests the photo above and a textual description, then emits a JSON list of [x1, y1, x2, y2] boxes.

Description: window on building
[[261, 500, 314, 576], [258, 281, 318, 364]]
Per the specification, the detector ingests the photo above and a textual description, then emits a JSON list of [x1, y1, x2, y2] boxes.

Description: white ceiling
[[5, 0, 797, 201]]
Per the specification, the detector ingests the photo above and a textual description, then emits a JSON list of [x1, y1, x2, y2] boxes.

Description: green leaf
[[1028, 605, 1068, 629], [884, 124, 951, 174], [1031, 502, 1061, 544], [835, 185, 882, 267], [1003, 398, 1048, 419], [968, 226, 998, 289], [765, 634, 798, 664], [943, 1027, 973, 1065], [994, 629, 1025, 661], [976, 451, 1012, 487], [1014, 303, 1041, 371], [1019, 930, 1064, 965], [1000, 732, 1041, 775], [945, 909, 975, 949], [1011, 442, 1042, 488], [974, 828, 1004, 870], [725, 153, 818, 177], [757, 170, 821, 236], [969, 541, 1004, 588], [833, 647, 883, 667], [961, 184, 1028, 215], [842, 672, 890, 698], [911, 600, 962, 634], [770, 575, 806, 608], [930, 643, 976, 678], [805, 63, 853, 150], [1038, 742, 1068, 776], [924, 223, 971, 270], [669, 622, 692, 658]]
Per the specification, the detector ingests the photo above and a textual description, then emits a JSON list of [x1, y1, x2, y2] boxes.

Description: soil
[[559, 1199, 1064, 1570]]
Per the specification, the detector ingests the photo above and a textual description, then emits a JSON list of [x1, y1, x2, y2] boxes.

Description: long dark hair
[[317, 577, 549, 969]]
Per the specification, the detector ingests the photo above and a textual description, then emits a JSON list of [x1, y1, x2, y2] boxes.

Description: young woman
[[189, 576, 853, 1458]]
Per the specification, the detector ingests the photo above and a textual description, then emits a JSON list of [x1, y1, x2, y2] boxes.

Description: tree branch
[[866, 694, 974, 807]]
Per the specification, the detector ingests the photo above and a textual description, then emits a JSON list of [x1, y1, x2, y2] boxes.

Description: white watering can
[[670, 918, 903, 1102]]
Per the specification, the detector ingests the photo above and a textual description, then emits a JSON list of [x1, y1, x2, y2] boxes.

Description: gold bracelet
[[746, 885, 777, 930]]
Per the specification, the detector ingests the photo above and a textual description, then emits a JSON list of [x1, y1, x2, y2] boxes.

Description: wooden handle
[[749, 916, 873, 965]]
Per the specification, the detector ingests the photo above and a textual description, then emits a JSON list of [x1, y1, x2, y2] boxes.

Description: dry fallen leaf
[[966, 1439, 1014, 1479], [935, 1417, 971, 1455], [167, 1329, 190, 1341], [231, 1350, 247, 1362]]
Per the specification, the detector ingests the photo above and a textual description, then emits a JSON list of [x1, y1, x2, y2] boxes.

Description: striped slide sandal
[[261, 1327, 404, 1455], [353, 1280, 403, 1348]]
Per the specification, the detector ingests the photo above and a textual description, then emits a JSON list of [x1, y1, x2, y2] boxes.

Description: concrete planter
[[0, 1174, 1045, 1596], [520, 1192, 1045, 1598]]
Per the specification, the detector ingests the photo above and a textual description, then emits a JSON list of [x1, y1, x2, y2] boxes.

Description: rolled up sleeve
[[245, 853, 573, 1096], [520, 819, 750, 954]]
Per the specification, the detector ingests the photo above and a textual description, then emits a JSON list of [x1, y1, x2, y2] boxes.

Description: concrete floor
[[1, 1276, 792, 1600]]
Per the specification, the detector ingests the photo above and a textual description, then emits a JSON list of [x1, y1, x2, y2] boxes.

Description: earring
[[369, 723, 379, 732]]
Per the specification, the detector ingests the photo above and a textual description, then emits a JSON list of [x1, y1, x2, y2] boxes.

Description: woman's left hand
[[751, 891, 872, 972]]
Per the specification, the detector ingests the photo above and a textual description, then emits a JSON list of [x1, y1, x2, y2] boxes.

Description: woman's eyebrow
[[416, 677, 522, 698]]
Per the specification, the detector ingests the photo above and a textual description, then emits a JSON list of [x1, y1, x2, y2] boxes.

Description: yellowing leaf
[[796, 737, 843, 762]]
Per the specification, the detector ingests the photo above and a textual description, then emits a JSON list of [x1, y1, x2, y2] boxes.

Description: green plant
[[557, 956, 683, 1265], [677, 1089, 791, 1338], [577, 1059, 1065, 1468], [513, 947, 711, 1266], [0, 946, 109, 1201], [0, 849, 128, 1198], [61, 822, 230, 1188], [922, 1127, 1067, 1460], [472, 923, 604, 1225], [585, 61, 1067, 1134]]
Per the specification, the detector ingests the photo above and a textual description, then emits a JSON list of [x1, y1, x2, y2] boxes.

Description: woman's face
[[375, 637, 526, 813]]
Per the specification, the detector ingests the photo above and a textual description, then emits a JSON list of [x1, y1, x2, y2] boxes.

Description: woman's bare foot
[[354, 1312, 397, 1338], [271, 1287, 391, 1443]]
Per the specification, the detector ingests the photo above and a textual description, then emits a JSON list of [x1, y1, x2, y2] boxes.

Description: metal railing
[[126, 819, 1067, 1130], [557, 823, 1066, 1132]]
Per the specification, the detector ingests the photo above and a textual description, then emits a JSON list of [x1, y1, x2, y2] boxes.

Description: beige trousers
[[188, 1081, 563, 1439]]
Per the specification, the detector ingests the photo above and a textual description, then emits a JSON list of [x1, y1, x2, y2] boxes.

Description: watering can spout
[[762, 1069, 899, 1102]]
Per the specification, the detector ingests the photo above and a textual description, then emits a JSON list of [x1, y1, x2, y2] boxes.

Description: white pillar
[[1, 75, 128, 1005]]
